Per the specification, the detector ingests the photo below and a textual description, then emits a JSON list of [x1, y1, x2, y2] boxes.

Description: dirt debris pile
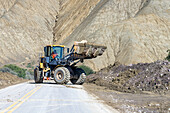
[[86, 60, 170, 94], [0, 72, 26, 89]]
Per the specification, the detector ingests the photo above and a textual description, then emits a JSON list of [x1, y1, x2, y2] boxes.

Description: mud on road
[[84, 84, 170, 113]]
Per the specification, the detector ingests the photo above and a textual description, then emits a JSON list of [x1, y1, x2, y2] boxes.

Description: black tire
[[70, 68, 86, 85], [63, 67, 71, 84], [70, 79, 78, 84], [54, 67, 70, 84], [34, 68, 43, 83], [66, 66, 74, 79]]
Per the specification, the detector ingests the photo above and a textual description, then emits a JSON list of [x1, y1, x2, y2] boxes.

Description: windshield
[[52, 46, 63, 59]]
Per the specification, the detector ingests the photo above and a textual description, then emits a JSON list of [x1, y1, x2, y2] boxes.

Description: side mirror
[[67, 48, 70, 53]]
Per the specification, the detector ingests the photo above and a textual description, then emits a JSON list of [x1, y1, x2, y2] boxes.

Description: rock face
[[53, 0, 100, 44], [0, 0, 169, 71], [54, 0, 170, 71], [0, 0, 59, 65]]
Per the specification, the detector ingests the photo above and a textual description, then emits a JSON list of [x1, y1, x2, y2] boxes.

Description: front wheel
[[70, 68, 86, 85], [54, 67, 70, 84], [34, 67, 43, 83]]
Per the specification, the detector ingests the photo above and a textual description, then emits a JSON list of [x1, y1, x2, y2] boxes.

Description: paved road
[[0, 81, 119, 113]]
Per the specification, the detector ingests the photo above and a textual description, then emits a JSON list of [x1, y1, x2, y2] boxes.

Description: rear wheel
[[34, 67, 43, 83], [54, 67, 70, 84], [70, 68, 86, 85]]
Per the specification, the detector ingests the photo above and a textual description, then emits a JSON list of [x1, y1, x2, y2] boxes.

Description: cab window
[[52, 46, 63, 59]]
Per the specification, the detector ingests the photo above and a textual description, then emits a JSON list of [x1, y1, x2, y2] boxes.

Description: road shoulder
[[83, 83, 170, 113]]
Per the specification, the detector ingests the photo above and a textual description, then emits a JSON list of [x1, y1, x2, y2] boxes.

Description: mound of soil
[[86, 60, 170, 94], [0, 72, 27, 89]]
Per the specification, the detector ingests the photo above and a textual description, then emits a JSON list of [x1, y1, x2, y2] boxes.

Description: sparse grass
[[78, 65, 94, 75], [26, 62, 34, 69], [165, 49, 170, 61], [27, 63, 32, 68], [0, 67, 18, 76]]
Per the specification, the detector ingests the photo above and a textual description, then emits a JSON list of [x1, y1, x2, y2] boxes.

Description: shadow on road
[[29, 81, 57, 84], [28, 81, 73, 85]]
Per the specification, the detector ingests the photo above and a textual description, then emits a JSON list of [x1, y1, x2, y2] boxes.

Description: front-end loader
[[34, 40, 107, 85]]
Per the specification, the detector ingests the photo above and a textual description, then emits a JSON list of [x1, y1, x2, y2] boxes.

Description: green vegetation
[[0, 62, 35, 80], [0, 67, 18, 75], [26, 63, 32, 68], [165, 49, 170, 61], [4, 64, 27, 78], [26, 61, 35, 69], [78, 65, 94, 75]]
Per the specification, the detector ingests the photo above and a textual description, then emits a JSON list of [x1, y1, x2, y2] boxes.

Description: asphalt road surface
[[0, 81, 119, 113]]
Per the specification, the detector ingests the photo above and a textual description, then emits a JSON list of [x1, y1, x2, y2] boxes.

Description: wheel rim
[[56, 71, 64, 80]]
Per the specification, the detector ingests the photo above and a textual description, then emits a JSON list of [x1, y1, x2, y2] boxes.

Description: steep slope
[[0, 0, 169, 71], [0, 0, 59, 65], [53, 0, 100, 44], [54, 0, 170, 71]]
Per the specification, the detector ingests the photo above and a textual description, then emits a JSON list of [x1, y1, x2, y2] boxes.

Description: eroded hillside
[[0, 0, 59, 65], [0, 0, 169, 71], [54, 0, 170, 70], [53, 0, 100, 44]]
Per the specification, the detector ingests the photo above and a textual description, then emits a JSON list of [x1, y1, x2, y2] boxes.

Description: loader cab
[[44, 45, 65, 61]]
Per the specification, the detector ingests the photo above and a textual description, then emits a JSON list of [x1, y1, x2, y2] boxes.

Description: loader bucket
[[74, 40, 107, 59]]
